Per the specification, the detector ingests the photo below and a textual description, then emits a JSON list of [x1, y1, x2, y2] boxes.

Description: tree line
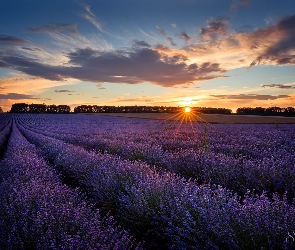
[[6, 103, 295, 116], [10, 103, 71, 113], [236, 107, 295, 117], [9, 103, 232, 114], [74, 105, 232, 114]]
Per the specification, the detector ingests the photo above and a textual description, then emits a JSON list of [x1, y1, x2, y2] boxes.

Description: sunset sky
[[0, 0, 295, 112]]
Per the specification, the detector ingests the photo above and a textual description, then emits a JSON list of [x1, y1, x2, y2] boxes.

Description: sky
[[0, 0, 295, 112]]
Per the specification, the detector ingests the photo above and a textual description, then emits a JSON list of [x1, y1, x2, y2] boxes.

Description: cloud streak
[[0, 35, 28, 46], [262, 84, 295, 89], [0, 93, 40, 100], [54, 89, 75, 93], [27, 23, 78, 34], [211, 94, 290, 100]]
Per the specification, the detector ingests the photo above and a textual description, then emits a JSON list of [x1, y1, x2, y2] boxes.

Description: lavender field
[[1, 113, 295, 249]]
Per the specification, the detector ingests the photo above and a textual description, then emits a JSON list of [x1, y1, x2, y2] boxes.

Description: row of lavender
[[18, 114, 295, 201], [15, 114, 295, 249], [0, 117, 140, 249], [0, 113, 12, 149]]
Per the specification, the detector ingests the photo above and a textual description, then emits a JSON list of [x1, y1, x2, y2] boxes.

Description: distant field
[[97, 112, 295, 124]]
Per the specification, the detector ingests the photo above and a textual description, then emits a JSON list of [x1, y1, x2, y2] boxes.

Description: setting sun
[[184, 107, 191, 113]]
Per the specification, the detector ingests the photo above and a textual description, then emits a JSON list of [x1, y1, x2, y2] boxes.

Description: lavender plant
[[15, 114, 295, 249], [0, 120, 140, 249]]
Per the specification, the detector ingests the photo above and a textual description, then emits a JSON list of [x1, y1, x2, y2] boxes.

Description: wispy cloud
[[133, 40, 151, 48], [27, 23, 78, 34], [0, 93, 40, 100], [79, 4, 125, 41], [210, 94, 290, 100], [200, 17, 230, 41], [179, 32, 191, 43], [167, 37, 177, 46], [96, 83, 106, 90], [156, 26, 167, 36], [0, 35, 28, 46], [261, 84, 295, 89], [54, 89, 75, 93]]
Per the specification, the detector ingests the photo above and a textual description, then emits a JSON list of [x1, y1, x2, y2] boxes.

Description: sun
[[184, 107, 191, 113]]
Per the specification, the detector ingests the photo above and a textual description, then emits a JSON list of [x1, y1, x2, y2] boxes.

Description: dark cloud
[[211, 94, 290, 100], [0, 35, 28, 46], [0, 47, 226, 87], [166, 37, 177, 46], [200, 17, 229, 41], [54, 89, 75, 93], [250, 14, 295, 66], [156, 26, 167, 36], [21, 47, 42, 52], [133, 40, 151, 48], [0, 54, 64, 80], [261, 84, 295, 89], [27, 23, 78, 34], [0, 93, 40, 100], [179, 32, 191, 43]]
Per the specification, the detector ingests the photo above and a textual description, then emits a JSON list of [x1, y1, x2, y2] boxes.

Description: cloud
[[54, 89, 75, 93], [0, 93, 40, 100], [0, 54, 64, 80], [79, 3, 113, 37], [200, 17, 230, 41], [250, 14, 295, 66], [179, 32, 191, 43], [96, 83, 106, 90], [167, 37, 177, 46], [154, 44, 172, 52], [27, 23, 78, 34], [0, 35, 28, 46], [0, 47, 226, 87], [171, 23, 177, 28], [21, 47, 42, 52], [156, 26, 167, 36], [133, 40, 151, 48], [210, 94, 290, 100], [261, 84, 295, 89]]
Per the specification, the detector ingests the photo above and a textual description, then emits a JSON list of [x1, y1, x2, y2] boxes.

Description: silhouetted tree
[[237, 106, 295, 116], [47, 105, 58, 113], [29, 103, 47, 113], [10, 103, 29, 113], [57, 105, 71, 113], [0, 107, 3, 113]]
